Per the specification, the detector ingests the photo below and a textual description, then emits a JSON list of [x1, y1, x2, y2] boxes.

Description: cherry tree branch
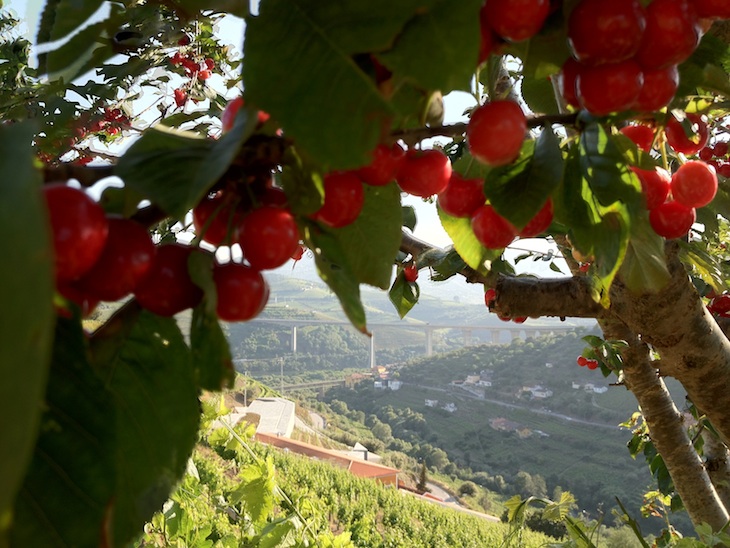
[[389, 112, 579, 143]]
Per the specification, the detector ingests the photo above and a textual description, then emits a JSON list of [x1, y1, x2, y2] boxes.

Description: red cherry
[[239, 206, 300, 270], [467, 101, 526, 167], [586, 359, 599, 370], [665, 113, 709, 155], [193, 192, 243, 246], [213, 262, 269, 322], [134, 243, 204, 317], [710, 294, 730, 314], [478, 4, 500, 64], [76, 217, 155, 301], [576, 60, 643, 115], [43, 184, 109, 282], [557, 58, 582, 109], [719, 163, 730, 178], [649, 200, 696, 239], [671, 161, 718, 208], [635, 0, 701, 69], [693, 0, 730, 18], [568, 0, 646, 65], [634, 65, 679, 111], [204, 58, 215, 70], [291, 245, 306, 262], [577, 356, 589, 367], [198, 69, 211, 80], [437, 172, 485, 218], [630, 166, 671, 210], [485, 0, 550, 42], [471, 204, 516, 249], [699, 147, 714, 162], [260, 187, 288, 208], [221, 97, 243, 132], [513, 316, 527, 324], [620, 125, 655, 152], [57, 282, 99, 318], [397, 149, 452, 197], [357, 143, 405, 186], [714, 142, 729, 157], [579, 263, 591, 273], [177, 34, 191, 46], [312, 171, 365, 228], [484, 288, 497, 306], [403, 264, 419, 282], [518, 198, 553, 238], [174, 88, 187, 107]]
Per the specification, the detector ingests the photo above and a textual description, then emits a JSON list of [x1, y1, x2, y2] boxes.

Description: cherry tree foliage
[[1, 0, 730, 545]]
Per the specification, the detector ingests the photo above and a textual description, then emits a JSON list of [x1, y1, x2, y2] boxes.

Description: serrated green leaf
[[402, 205, 417, 231], [0, 122, 54, 538], [620, 218, 671, 293], [307, 228, 368, 333], [680, 241, 727, 291], [38, 0, 104, 43], [116, 114, 255, 219], [230, 458, 276, 524], [389, 273, 420, 318], [90, 310, 200, 546], [437, 204, 501, 271], [244, 0, 409, 169], [189, 253, 234, 391], [485, 127, 564, 229], [580, 123, 642, 211], [334, 183, 402, 289], [10, 318, 116, 547], [377, 0, 481, 93]]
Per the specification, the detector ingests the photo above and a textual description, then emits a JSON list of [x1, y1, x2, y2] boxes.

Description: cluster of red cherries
[[479, 0, 729, 115], [621, 115, 721, 239], [168, 34, 216, 108], [576, 355, 600, 370]]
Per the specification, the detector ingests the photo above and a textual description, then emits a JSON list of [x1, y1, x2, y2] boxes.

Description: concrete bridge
[[248, 318, 578, 368]]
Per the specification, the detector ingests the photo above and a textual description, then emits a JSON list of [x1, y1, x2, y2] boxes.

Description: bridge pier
[[462, 328, 473, 347], [425, 328, 434, 356], [370, 332, 376, 371], [492, 330, 501, 344], [290, 326, 297, 353]]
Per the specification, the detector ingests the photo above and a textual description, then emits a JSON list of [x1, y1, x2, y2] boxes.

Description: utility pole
[[244, 371, 248, 407], [280, 358, 284, 394]]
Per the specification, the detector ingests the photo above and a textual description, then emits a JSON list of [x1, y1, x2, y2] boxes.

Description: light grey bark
[[703, 431, 730, 513]]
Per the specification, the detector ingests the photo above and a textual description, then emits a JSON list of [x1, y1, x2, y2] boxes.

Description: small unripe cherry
[[467, 101, 526, 167], [671, 161, 718, 209]]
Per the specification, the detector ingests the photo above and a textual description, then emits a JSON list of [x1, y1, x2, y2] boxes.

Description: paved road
[[409, 383, 620, 431]]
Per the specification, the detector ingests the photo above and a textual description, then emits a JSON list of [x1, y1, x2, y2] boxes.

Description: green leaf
[[244, 0, 408, 168], [38, 0, 104, 43], [116, 115, 255, 219], [620, 218, 671, 293], [189, 253, 234, 391], [389, 273, 420, 318], [280, 152, 325, 217], [0, 122, 54, 539], [10, 318, 117, 547], [377, 0, 482, 93], [680, 241, 727, 291], [452, 149, 492, 180], [230, 457, 277, 524], [580, 123, 643, 211], [38, 16, 120, 81], [402, 206, 417, 231], [437, 204, 501, 271], [334, 183, 402, 289], [307, 228, 368, 333], [90, 310, 200, 546], [485, 127, 564, 229]]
